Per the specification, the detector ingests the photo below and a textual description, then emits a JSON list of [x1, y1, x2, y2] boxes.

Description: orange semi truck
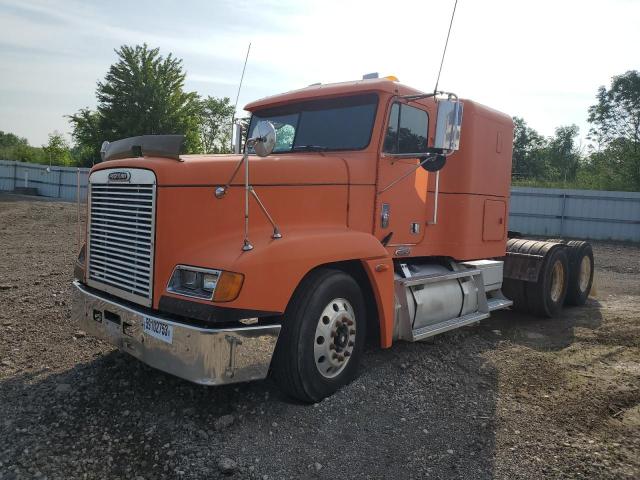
[[71, 76, 594, 402]]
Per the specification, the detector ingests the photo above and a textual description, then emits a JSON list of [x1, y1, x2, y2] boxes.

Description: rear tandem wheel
[[525, 247, 569, 317], [543, 239, 595, 306], [503, 240, 570, 318]]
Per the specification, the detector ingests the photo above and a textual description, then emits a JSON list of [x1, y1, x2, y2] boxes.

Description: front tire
[[271, 268, 366, 403]]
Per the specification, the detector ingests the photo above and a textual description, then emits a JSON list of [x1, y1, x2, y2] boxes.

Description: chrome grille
[[87, 170, 156, 306]]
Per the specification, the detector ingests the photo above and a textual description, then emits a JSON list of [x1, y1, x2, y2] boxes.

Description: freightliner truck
[[72, 75, 594, 402]]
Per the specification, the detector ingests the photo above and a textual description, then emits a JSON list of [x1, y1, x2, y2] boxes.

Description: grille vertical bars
[[87, 169, 156, 307]]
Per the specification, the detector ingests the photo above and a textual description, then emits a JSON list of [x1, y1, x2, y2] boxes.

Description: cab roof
[[244, 77, 513, 125], [244, 77, 425, 112]]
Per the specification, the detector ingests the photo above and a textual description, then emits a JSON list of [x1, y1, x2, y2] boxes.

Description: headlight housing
[[167, 265, 244, 302]]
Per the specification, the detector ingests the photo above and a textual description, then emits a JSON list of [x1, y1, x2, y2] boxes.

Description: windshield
[[248, 93, 378, 153]]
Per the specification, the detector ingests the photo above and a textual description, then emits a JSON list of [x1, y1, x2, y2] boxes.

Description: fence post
[[12, 162, 17, 191], [77, 168, 81, 249], [57, 169, 62, 198], [559, 193, 567, 236]]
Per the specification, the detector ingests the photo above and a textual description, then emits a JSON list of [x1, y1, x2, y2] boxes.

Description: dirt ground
[[1, 193, 639, 480]]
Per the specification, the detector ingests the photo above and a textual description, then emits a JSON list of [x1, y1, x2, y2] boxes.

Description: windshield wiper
[[292, 145, 330, 152]]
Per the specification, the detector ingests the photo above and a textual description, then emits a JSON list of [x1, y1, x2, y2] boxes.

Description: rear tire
[[271, 268, 366, 403], [526, 247, 569, 317], [564, 241, 594, 306]]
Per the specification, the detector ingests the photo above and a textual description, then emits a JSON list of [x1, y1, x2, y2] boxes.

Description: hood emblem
[[108, 171, 131, 182]]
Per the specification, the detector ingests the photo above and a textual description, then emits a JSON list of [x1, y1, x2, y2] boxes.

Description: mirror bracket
[[378, 152, 442, 195], [215, 120, 282, 250]]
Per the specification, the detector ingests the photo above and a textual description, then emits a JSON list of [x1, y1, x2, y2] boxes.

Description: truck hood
[[90, 153, 350, 186]]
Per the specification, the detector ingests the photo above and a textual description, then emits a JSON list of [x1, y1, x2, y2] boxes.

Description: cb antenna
[[230, 42, 251, 151], [433, 0, 458, 94], [234, 42, 251, 114]]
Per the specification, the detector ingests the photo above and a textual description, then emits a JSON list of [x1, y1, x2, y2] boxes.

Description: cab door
[[374, 101, 430, 246]]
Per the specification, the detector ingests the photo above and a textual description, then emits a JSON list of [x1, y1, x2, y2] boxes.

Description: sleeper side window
[[383, 103, 429, 154]]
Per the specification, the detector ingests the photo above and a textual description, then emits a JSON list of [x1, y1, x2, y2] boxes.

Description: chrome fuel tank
[[393, 263, 479, 339]]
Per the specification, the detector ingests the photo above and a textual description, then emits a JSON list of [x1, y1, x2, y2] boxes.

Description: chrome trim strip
[[72, 280, 280, 385], [90, 256, 151, 273], [90, 242, 152, 256], [90, 228, 152, 241]]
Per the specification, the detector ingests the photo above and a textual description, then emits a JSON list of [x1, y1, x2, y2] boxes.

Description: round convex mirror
[[252, 121, 276, 157], [420, 154, 447, 172]]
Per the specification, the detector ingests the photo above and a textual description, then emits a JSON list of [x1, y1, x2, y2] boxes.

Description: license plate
[[143, 317, 173, 344]]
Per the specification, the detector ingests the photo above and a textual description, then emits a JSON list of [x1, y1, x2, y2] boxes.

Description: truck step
[[411, 310, 490, 341], [487, 297, 513, 311]]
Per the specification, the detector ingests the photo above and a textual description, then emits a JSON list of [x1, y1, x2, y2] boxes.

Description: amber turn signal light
[[213, 271, 244, 302]]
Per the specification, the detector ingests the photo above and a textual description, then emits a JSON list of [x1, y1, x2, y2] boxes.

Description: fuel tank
[[393, 263, 479, 339]]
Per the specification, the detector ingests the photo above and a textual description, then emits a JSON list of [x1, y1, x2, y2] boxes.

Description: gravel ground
[[1, 194, 639, 479]]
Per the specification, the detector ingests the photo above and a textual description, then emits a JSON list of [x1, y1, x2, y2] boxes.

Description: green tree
[[0, 131, 28, 148], [581, 139, 637, 190], [587, 70, 640, 190], [511, 117, 548, 179], [69, 44, 202, 162], [199, 96, 235, 153], [545, 124, 581, 182], [0, 130, 45, 163], [42, 131, 73, 166], [67, 108, 103, 166]]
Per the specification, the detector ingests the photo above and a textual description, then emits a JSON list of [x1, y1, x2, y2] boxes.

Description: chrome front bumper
[[72, 281, 281, 385]]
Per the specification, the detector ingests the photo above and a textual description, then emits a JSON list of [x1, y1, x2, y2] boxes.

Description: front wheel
[[271, 268, 366, 403]]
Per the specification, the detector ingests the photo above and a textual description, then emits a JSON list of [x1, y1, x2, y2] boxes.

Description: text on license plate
[[143, 317, 174, 344]]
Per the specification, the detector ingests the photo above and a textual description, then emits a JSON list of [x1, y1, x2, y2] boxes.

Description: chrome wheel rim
[[313, 298, 356, 378], [550, 260, 565, 303], [579, 255, 592, 292]]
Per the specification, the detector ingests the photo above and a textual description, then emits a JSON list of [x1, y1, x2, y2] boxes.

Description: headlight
[[168, 265, 243, 302], [202, 273, 219, 291]]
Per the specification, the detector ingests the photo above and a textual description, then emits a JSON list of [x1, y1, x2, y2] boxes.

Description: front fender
[[156, 225, 390, 315], [228, 228, 389, 313]]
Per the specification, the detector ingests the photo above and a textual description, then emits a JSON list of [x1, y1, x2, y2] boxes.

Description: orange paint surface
[[90, 78, 513, 347]]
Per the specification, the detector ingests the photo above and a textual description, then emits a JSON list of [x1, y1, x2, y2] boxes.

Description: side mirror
[[100, 140, 109, 162], [434, 99, 463, 151], [419, 154, 447, 172], [250, 121, 276, 157]]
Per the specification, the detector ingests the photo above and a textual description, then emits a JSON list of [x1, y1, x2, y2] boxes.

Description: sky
[[0, 0, 638, 147]]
